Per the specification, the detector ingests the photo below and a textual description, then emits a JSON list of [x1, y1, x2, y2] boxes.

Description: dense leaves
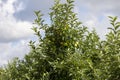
[[0, 0, 120, 80]]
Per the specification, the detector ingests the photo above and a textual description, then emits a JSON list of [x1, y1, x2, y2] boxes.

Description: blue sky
[[0, 0, 120, 66]]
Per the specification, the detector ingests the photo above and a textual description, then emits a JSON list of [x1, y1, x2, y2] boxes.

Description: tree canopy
[[0, 0, 120, 80]]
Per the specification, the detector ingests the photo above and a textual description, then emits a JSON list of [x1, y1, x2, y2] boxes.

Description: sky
[[0, 0, 120, 66]]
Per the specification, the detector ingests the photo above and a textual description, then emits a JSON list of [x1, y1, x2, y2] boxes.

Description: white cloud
[[0, 40, 30, 66], [0, 0, 33, 42], [73, 0, 120, 39], [82, 14, 109, 39], [0, 0, 33, 66]]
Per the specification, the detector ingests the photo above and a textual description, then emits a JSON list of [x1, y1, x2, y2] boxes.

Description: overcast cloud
[[0, 0, 120, 66]]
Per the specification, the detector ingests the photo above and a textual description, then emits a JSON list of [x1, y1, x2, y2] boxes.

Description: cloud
[[75, 0, 120, 15], [73, 0, 120, 39], [0, 40, 30, 66], [0, 0, 33, 66], [0, 0, 33, 42]]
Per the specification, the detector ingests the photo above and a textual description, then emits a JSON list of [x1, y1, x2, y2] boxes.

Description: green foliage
[[0, 0, 120, 80]]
